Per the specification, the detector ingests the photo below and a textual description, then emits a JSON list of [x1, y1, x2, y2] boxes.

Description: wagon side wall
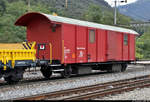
[[62, 23, 76, 64], [62, 24, 136, 64], [26, 16, 62, 61], [129, 34, 135, 61]]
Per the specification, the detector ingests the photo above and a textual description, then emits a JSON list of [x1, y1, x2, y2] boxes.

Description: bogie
[[40, 66, 52, 79], [61, 65, 72, 78], [121, 64, 127, 72], [3, 68, 25, 84]]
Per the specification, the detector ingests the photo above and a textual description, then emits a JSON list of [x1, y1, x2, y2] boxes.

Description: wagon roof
[[15, 12, 139, 35]]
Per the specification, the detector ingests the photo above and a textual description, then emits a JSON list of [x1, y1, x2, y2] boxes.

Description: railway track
[[0, 65, 147, 89], [0, 70, 109, 89], [0, 65, 143, 87], [0, 63, 146, 86], [14, 75, 150, 100]]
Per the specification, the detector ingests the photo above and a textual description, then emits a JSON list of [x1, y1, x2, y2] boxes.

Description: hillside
[[0, 0, 132, 43], [118, 0, 150, 21], [34, 0, 112, 19]]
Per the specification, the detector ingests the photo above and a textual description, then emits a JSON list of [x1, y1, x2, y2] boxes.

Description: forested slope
[[0, 0, 131, 43]]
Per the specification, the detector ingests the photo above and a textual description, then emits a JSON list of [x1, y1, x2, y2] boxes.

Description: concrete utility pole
[[114, 0, 127, 25], [114, 0, 117, 25], [28, 0, 31, 12], [65, 0, 68, 9]]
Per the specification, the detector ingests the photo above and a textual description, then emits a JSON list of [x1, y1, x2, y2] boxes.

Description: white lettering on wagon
[[64, 49, 71, 53], [77, 47, 86, 50], [64, 47, 71, 59]]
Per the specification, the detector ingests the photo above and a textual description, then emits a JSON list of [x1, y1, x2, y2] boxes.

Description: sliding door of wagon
[[123, 34, 129, 60], [76, 26, 87, 63], [88, 29, 96, 62], [107, 31, 121, 61]]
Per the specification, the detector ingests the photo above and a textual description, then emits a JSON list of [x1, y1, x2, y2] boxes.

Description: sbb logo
[[40, 45, 45, 50]]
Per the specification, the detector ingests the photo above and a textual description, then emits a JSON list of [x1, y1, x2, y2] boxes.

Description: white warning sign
[[79, 51, 84, 58], [40, 45, 45, 50]]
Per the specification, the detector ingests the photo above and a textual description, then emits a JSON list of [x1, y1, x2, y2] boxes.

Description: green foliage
[[83, 4, 131, 25], [0, 0, 51, 43], [0, 0, 6, 16], [0, 0, 133, 43], [136, 27, 150, 59], [0, 1, 27, 43], [117, 14, 131, 25], [83, 4, 103, 23], [136, 41, 144, 59]]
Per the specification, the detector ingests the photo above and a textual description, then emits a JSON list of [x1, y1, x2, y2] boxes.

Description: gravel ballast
[[99, 88, 150, 100], [0, 65, 150, 100]]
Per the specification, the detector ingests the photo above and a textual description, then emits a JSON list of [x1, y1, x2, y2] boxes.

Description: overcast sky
[[104, 0, 137, 7]]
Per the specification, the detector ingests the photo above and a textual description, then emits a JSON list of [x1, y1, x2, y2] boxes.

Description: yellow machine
[[0, 42, 36, 83], [0, 43, 24, 49], [0, 42, 36, 70]]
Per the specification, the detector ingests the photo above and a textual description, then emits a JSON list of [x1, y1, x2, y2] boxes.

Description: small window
[[89, 30, 95, 43], [124, 34, 128, 45]]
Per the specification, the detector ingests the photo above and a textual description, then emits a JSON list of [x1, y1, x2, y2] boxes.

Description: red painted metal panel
[[107, 31, 123, 61], [76, 26, 87, 63], [37, 44, 50, 59], [87, 28, 97, 62], [123, 34, 129, 61], [62, 24, 76, 64], [107, 31, 117, 61], [117, 32, 123, 61], [97, 29, 107, 62], [129, 34, 135, 60], [27, 16, 62, 61]]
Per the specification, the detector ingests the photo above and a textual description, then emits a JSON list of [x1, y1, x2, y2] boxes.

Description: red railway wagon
[[15, 12, 139, 78]]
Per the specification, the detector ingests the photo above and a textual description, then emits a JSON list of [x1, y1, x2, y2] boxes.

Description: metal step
[[49, 64, 62, 67], [52, 69, 64, 72]]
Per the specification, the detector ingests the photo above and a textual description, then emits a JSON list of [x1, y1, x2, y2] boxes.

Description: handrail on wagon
[[62, 40, 64, 64], [49, 43, 52, 64]]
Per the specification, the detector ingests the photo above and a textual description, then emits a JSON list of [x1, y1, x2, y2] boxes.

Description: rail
[[14, 75, 150, 100]]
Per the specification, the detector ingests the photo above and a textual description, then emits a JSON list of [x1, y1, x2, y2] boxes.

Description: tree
[[136, 27, 150, 59], [0, 0, 51, 43], [0, 0, 136, 43], [136, 41, 144, 59], [83, 4, 103, 23], [0, 0, 6, 16], [83, 4, 131, 26]]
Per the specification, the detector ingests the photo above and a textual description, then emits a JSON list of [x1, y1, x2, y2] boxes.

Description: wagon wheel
[[106, 64, 113, 73], [61, 65, 72, 78], [0, 73, 2, 79], [40, 66, 52, 79], [107, 64, 122, 73], [121, 64, 127, 72], [4, 75, 20, 84], [4, 68, 24, 84]]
